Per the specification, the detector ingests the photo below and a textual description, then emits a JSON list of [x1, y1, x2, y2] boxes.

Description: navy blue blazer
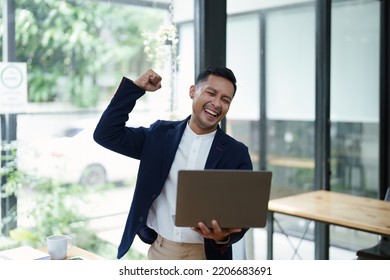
[[93, 77, 253, 260]]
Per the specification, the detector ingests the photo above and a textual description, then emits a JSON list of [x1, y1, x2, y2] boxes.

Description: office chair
[[356, 187, 390, 260]]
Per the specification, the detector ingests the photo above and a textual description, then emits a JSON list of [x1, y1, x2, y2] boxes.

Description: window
[[1, 0, 169, 259], [329, 0, 381, 257]]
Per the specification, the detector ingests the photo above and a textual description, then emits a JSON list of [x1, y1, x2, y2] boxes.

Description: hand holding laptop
[[191, 219, 242, 243]]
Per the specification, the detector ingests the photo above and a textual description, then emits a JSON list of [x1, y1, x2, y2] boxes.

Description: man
[[93, 67, 253, 260]]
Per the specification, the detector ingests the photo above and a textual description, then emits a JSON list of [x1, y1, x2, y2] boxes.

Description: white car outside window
[[18, 124, 139, 187]]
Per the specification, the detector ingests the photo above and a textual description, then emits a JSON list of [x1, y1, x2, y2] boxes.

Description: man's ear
[[189, 85, 196, 99]]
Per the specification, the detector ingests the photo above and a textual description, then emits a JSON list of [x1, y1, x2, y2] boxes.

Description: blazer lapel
[[205, 128, 228, 169], [161, 117, 189, 180]]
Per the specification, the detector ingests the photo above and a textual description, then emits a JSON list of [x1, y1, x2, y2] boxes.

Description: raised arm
[[93, 69, 162, 158]]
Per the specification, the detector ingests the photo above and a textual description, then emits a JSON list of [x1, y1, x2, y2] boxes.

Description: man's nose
[[210, 96, 222, 108]]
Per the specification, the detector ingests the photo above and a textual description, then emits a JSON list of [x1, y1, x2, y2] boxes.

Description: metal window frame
[[379, 0, 390, 200], [314, 0, 331, 260]]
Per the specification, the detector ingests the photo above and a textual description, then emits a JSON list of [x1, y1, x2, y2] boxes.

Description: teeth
[[205, 108, 218, 116]]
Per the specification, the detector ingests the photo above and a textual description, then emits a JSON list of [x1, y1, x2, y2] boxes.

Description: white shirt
[[146, 122, 216, 243]]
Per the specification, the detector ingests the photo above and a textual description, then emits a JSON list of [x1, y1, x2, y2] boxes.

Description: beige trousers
[[148, 234, 206, 260]]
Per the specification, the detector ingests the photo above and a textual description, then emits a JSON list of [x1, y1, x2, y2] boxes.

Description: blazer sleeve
[[93, 77, 148, 159]]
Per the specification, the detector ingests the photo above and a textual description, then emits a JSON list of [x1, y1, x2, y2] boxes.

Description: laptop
[[175, 169, 272, 228]]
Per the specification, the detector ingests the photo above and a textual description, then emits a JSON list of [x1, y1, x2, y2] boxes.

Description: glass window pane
[[265, 2, 316, 260], [330, 0, 381, 258], [266, 4, 315, 198], [1, 1, 169, 260], [176, 22, 195, 119], [226, 14, 260, 171], [227, 14, 260, 121], [266, 6, 315, 121]]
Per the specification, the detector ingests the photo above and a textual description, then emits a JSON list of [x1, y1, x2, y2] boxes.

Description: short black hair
[[195, 67, 237, 96]]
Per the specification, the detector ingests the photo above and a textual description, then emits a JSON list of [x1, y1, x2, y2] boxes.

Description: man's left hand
[[191, 220, 241, 242]]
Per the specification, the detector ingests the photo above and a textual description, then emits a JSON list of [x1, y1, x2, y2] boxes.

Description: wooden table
[[267, 156, 314, 169], [267, 190, 390, 259], [39, 246, 105, 260]]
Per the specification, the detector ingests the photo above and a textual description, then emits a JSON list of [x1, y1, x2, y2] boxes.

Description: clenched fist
[[134, 69, 162, 92]]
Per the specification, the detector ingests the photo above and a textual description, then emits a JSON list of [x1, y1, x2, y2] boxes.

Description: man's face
[[189, 74, 235, 134]]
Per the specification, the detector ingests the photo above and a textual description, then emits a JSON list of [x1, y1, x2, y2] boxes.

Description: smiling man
[[93, 67, 253, 260]]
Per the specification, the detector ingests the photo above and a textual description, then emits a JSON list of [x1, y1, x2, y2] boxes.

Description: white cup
[[47, 234, 72, 260]]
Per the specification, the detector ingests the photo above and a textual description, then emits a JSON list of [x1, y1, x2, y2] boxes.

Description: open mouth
[[204, 108, 219, 118]]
